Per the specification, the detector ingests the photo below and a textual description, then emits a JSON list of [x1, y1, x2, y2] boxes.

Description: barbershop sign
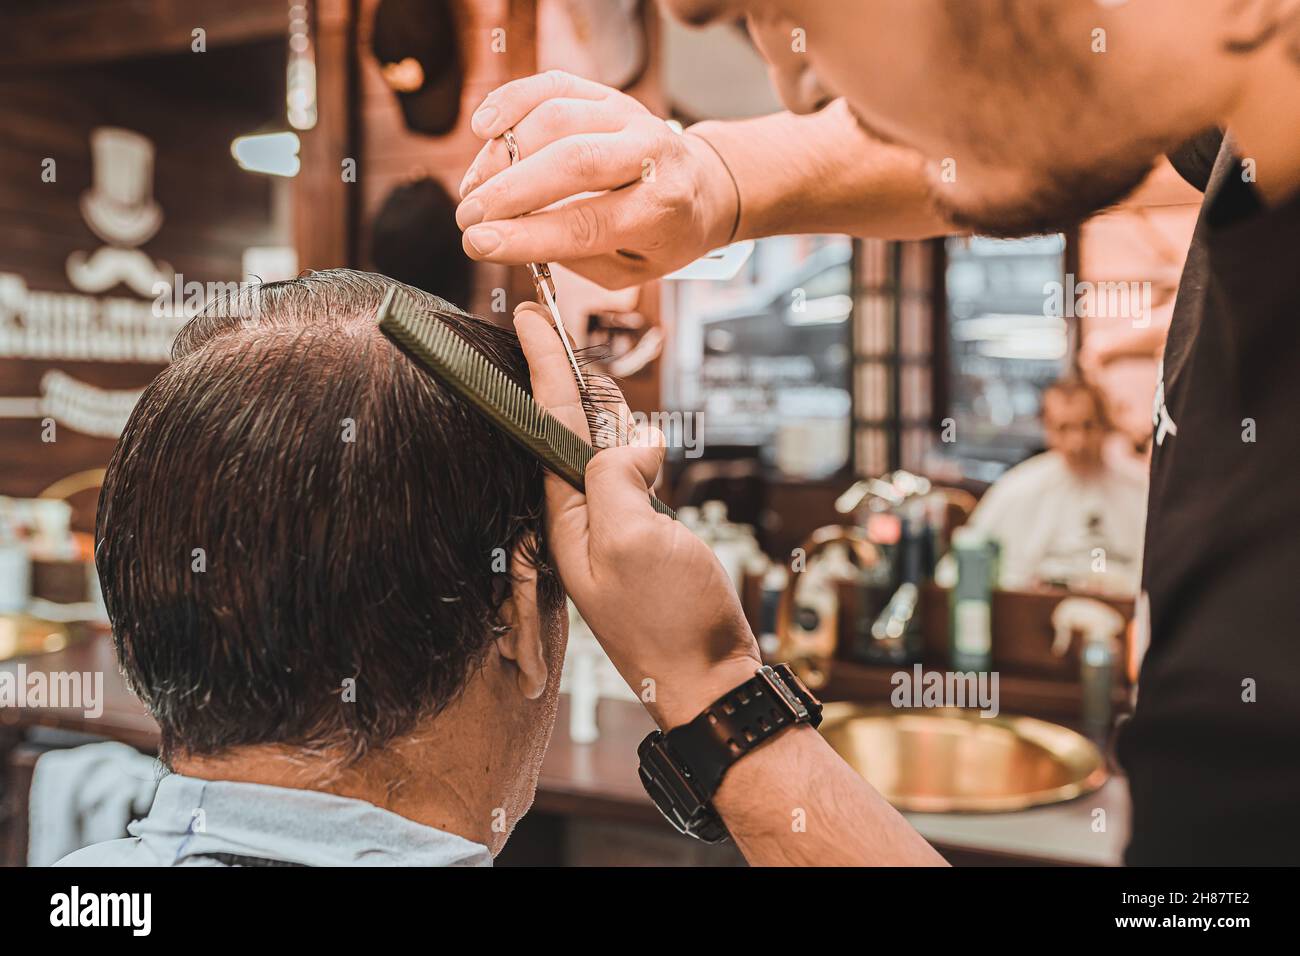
[[0, 128, 181, 441], [0, 120, 281, 508]]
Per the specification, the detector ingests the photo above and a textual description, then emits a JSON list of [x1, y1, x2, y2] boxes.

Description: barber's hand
[[513, 301, 761, 728], [457, 71, 738, 290]]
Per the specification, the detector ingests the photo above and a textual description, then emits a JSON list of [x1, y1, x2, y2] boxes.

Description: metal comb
[[376, 286, 676, 520]]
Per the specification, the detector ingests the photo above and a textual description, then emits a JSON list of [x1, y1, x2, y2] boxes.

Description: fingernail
[[456, 196, 484, 228], [471, 105, 498, 136], [518, 303, 554, 329], [452, 196, 483, 230], [465, 226, 502, 256], [458, 167, 477, 199], [514, 301, 547, 320]]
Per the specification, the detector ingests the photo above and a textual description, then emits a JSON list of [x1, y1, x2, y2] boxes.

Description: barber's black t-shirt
[[1116, 129, 1300, 865]]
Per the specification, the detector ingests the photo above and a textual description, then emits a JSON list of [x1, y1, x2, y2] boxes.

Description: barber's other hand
[[513, 302, 761, 728], [458, 71, 738, 290]]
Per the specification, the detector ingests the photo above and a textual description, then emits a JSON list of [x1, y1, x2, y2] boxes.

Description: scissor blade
[[539, 278, 587, 390]]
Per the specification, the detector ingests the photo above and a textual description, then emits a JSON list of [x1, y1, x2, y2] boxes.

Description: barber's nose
[[747, 13, 834, 115], [777, 65, 834, 115]]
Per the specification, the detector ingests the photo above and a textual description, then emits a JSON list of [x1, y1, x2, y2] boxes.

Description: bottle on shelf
[[950, 526, 998, 672]]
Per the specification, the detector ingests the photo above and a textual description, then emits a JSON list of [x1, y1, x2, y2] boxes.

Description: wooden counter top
[[1, 635, 1129, 865]]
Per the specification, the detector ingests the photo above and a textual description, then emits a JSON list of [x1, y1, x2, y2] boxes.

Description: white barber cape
[[966, 449, 1148, 594]]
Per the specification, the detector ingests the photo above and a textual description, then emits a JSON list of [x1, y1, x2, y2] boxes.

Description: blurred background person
[[962, 379, 1147, 595]]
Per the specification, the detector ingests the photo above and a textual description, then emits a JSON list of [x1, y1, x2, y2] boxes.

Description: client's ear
[[494, 541, 549, 700]]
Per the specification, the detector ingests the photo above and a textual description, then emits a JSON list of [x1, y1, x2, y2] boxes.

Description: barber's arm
[[514, 301, 945, 866], [458, 71, 952, 289]]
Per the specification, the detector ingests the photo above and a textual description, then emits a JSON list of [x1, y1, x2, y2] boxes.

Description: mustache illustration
[[66, 246, 171, 297], [40, 369, 145, 439]]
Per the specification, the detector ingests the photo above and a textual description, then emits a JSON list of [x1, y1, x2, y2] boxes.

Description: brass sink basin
[[818, 703, 1108, 813]]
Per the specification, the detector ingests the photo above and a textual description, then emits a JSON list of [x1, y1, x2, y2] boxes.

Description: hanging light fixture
[[231, 131, 302, 177], [286, 1, 318, 130]]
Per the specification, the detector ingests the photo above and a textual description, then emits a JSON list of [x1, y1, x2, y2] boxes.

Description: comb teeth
[[377, 286, 675, 519]]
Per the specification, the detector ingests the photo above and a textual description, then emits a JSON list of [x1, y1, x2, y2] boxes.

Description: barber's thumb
[[628, 425, 667, 486], [514, 301, 552, 324], [584, 428, 666, 516]]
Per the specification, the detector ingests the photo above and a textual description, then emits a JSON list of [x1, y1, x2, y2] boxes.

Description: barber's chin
[[926, 161, 1154, 238]]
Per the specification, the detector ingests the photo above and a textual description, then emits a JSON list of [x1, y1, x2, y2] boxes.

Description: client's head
[[1042, 378, 1112, 476], [95, 269, 567, 851]]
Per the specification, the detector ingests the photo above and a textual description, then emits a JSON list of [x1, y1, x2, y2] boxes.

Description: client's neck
[[173, 698, 508, 853]]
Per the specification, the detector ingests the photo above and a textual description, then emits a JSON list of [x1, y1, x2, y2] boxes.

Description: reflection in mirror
[[943, 235, 1068, 482], [664, 235, 854, 480]]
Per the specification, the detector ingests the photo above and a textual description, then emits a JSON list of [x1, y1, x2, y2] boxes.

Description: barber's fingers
[[583, 427, 667, 551], [514, 302, 666, 581], [514, 303, 593, 570], [464, 189, 636, 265], [514, 300, 644, 454], [513, 302, 592, 443], [469, 70, 614, 141], [459, 97, 634, 199], [553, 253, 654, 291], [629, 424, 668, 487], [458, 127, 659, 231]]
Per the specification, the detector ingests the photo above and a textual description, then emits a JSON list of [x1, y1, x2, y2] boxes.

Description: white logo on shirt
[[1153, 362, 1178, 447]]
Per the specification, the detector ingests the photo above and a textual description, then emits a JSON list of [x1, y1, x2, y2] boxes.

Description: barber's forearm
[[688, 99, 954, 243], [635, 642, 946, 864], [712, 724, 949, 866]]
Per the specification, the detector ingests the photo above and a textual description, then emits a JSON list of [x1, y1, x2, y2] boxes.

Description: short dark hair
[[96, 270, 561, 764]]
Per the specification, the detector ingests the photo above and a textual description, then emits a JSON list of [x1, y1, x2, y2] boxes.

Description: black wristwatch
[[637, 663, 823, 845]]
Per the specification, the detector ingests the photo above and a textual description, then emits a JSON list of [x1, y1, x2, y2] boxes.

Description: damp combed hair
[[96, 269, 562, 765]]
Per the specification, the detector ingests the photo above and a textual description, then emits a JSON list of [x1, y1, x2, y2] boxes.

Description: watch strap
[[664, 663, 822, 803], [636, 663, 822, 844]]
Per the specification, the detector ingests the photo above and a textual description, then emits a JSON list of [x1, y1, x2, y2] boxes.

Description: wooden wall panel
[[352, 0, 666, 422], [293, 0, 358, 271], [355, 0, 521, 316], [0, 39, 286, 515], [0, 0, 288, 69]]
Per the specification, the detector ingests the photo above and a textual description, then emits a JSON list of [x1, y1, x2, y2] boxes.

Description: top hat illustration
[[80, 127, 164, 247]]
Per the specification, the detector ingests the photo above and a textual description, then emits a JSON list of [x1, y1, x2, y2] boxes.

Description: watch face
[[638, 733, 731, 844]]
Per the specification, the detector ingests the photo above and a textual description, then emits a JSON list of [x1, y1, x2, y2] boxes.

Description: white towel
[[28, 741, 160, 866]]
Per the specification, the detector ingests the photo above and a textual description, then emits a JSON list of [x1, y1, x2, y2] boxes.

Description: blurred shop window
[[941, 235, 1069, 482], [663, 235, 854, 481]]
